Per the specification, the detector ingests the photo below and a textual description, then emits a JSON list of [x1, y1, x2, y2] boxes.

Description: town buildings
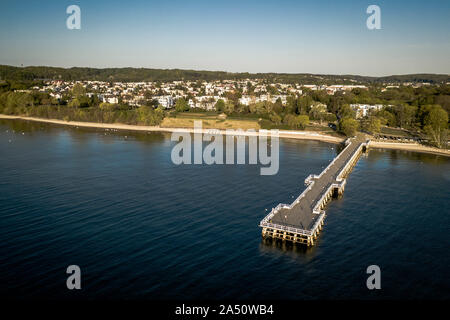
[[32, 79, 413, 115]]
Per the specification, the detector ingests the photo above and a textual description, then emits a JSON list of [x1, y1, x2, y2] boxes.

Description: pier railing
[[312, 138, 355, 181], [259, 221, 313, 237], [305, 174, 320, 185], [312, 184, 334, 214], [310, 212, 326, 234], [336, 141, 367, 182]]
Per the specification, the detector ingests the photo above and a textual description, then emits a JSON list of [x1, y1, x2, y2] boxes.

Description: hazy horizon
[[1, 0, 449, 76]]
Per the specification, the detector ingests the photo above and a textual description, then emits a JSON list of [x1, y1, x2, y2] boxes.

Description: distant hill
[[0, 65, 449, 84]]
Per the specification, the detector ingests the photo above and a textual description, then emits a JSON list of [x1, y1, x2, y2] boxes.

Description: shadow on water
[[335, 141, 347, 154], [259, 238, 318, 262], [0, 119, 49, 136]]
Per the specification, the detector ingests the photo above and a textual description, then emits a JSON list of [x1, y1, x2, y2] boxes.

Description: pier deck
[[259, 135, 369, 246]]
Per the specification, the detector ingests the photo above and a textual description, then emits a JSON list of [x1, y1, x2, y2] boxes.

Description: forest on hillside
[[1, 65, 449, 84]]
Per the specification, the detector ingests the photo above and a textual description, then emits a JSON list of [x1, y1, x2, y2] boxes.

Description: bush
[[269, 113, 282, 125], [339, 118, 359, 136]]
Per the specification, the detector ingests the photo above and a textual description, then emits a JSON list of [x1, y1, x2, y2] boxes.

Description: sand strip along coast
[[1, 114, 449, 157], [368, 141, 450, 157], [0, 114, 343, 144]]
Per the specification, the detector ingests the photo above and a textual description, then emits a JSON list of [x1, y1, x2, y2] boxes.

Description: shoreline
[[0, 114, 344, 144], [368, 141, 450, 157], [1, 114, 449, 157]]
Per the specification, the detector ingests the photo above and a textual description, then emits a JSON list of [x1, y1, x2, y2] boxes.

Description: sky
[[0, 0, 449, 76]]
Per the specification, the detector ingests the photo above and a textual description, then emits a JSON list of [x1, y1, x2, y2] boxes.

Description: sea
[[0, 118, 449, 300]]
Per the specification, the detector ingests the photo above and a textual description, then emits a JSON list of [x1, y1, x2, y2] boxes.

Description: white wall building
[[157, 96, 174, 109], [350, 104, 384, 118]]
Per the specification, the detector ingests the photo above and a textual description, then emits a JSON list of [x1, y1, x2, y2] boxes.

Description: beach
[[0, 114, 344, 144], [1, 114, 449, 157], [368, 141, 450, 157]]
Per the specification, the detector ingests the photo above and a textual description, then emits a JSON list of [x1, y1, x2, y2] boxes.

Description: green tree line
[[0, 85, 164, 126], [1, 65, 449, 84]]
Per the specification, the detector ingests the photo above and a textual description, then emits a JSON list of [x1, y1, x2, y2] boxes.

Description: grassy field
[[163, 112, 341, 135], [380, 126, 416, 137], [161, 113, 260, 130]]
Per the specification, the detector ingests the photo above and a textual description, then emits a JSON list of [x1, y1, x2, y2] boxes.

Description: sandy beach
[[1, 114, 449, 157], [0, 114, 344, 144], [369, 141, 450, 157]]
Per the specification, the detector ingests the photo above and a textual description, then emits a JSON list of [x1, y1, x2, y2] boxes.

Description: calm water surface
[[0, 119, 449, 300]]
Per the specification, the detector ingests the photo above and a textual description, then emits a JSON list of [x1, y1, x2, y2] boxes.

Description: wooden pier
[[259, 135, 369, 246]]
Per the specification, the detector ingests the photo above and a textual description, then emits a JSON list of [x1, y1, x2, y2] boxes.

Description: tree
[[263, 101, 273, 114], [89, 94, 100, 107], [311, 90, 330, 105], [323, 113, 337, 123], [246, 81, 254, 94], [424, 105, 448, 148], [339, 118, 359, 136], [309, 102, 328, 123], [283, 114, 308, 129], [214, 99, 225, 112], [270, 113, 282, 125], [267, 85, 279, 95], [338, 104, 355, 119], [285, 95, 297, 114], [376, 109, 396, 127], [328, 92, 346, 115], [137, 105, 164, 125], [273, 98, 283, 114], [296, 96, 312, 115], [16, 92, 34, 108], [72, 83, 86, 97], [224, 101, 235, 115], [224, 91, 241, 104], [366, 117, 381, 134], [283, 114, 296, 128], [395, 104, 417, 128], [68, 98, 80, 108], [175, 98, 188, 112], [235, 103, 249, 114], [435, 94, 450, 115], [297, 115, 309, 129], [143, 90, 152, 100], [78, 95, 91, 108]]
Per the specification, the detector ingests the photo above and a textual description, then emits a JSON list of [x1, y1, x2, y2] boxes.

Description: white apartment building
[[239, 96, 252, 105], [157, 96, 174, 109], [99, 95, 119, 104], [350, 104, 384, 118]]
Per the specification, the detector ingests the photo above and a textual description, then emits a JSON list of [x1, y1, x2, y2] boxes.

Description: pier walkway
[[259, 135, 369, 246]]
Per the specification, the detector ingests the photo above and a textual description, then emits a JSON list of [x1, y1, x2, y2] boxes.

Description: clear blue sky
[[0, 0, 449, 76]]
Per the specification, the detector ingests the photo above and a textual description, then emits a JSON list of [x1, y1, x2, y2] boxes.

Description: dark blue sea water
[[0, 119, 449, 300]]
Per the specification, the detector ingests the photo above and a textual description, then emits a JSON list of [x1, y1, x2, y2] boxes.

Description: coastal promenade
[[259, 134, 369, 246]]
